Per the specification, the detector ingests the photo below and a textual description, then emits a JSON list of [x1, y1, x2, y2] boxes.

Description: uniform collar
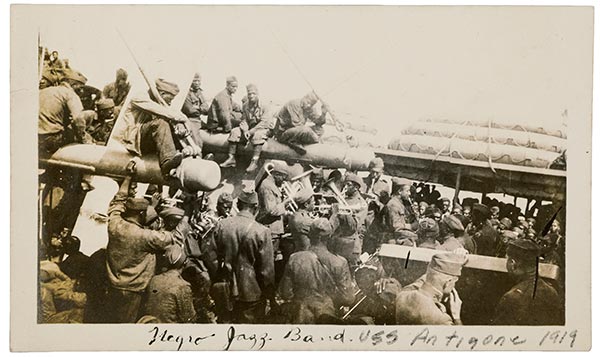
[[419, 281, 445, 303], [237, 210, 256, 220]]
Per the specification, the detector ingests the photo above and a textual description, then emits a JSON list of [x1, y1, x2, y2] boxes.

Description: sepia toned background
[[11, 4, 592, 351]]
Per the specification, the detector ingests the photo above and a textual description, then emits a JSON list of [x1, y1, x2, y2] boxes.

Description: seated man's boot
[[246, 158, 259, 173], [220, 155, 237, 168], [161, 152, 183, 176]]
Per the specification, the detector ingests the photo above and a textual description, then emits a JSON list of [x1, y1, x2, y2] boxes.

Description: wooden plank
[[378, 244, 560, 280]]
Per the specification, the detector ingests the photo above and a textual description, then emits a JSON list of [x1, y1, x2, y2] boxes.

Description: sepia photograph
[[10, 3, 593, 351]]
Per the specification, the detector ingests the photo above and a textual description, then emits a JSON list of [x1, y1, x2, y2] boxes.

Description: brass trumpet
[[281, 180, 305, 213]]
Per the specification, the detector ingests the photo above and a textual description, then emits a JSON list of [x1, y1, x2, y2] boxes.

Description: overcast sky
[[34, 5, 591, 143]]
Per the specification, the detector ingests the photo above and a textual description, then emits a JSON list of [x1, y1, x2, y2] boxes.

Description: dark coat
[[214, 211, 275, 302]]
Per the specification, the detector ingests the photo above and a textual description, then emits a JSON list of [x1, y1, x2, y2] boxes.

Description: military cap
[[442, 215, 465, 232], [302, 91, 319, 106], [391, 177, 412, 192], [145, 205, 158, 224], [217, 192, 233, 204], [418, 217, 439, 238], [368, 157, 385, 172], [472, 203, 490, 218], [155, 78, 180, 96], [506, 238, 541, 260], [441, 197, 451, 203], [311, 167, 324, 178], [164, 244, 187, 269], [125, 197, 149, 212], [246, 83, 259, 94], [159, 206, 184, 219], [268, 160, 288, 176], [344, 172, 363, 188], [193, 72, 201, 80], [396, 229, 418, 242], [501, 230, 519, 242], [499, 217, 512, 229], [226, 76, 238, 84], [428, 252, 466, 277], [63, 69, 88, 85], [490, 206, 500, 215], [238, 189, 259, 205], [116, 68, 128, 80], [96, 98, 115, 110], [310, 218, 333, 239]]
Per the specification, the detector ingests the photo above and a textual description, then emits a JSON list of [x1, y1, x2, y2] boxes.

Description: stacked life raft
[[387, 118, 567, 170]]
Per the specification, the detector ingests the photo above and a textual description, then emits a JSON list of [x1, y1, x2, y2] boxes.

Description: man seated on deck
[[182, 73, 210, 124], [220, 83, 272, 173], [117, 78, 201, 177], [205, 76, 243, 133], [273, 91, 329, 154]]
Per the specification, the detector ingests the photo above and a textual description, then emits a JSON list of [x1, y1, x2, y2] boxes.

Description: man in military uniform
[[105, 174, 187, 323], [363, 157, 391, 207], [116, 78, 201, 176], [182, 73, 210, 122], [144, 244, 197, 323], [278, 218, 355, 323], [440, 197, 452, 219], [288, 190, 316, 252], [256, 162, 295, 238], [220, 84, 272, 172], [467, 203, 499, 256], [273, 91, 329, 153], [437, 215, 466, 251], [213, 189, 275, 323], [381, 177, 419, 245], [416, 218, 441, 249], [86, 98, 116, 145], [206, 76, 243, 133], [395, 251, 468, 325], [492, 239, 563, 325], [103, 68, 131, 117], [330, 172, 367, 266], [39, 68, 90, 158]]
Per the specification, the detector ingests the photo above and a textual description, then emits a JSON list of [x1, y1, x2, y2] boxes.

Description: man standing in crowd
[[437, 215, 465, 251], [273, 91, 329, 153], [103, 68, 131, 117], [468, 203, 498, 256], [493, 239, 563, 325], [144, 244, 197, 323], [118, 78, 201, 176], [206, 76, 242, 133], [440, 197, 452, 219], [105, 173, 186, 323], [382, 177, 419, 245], [256, 162, 294, 240], [331, 172, 367, 263], [288, 191, 316, 252], [220, 83, 272, 172], [417, 218, 440, 249], [278, 218, 355, 323], [182, 73, 210, 122], [213, 189, 275, 323], [395, 251, 468, 325]]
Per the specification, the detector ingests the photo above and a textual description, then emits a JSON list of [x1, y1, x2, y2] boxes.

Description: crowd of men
[[38, 53, 566, 325]]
